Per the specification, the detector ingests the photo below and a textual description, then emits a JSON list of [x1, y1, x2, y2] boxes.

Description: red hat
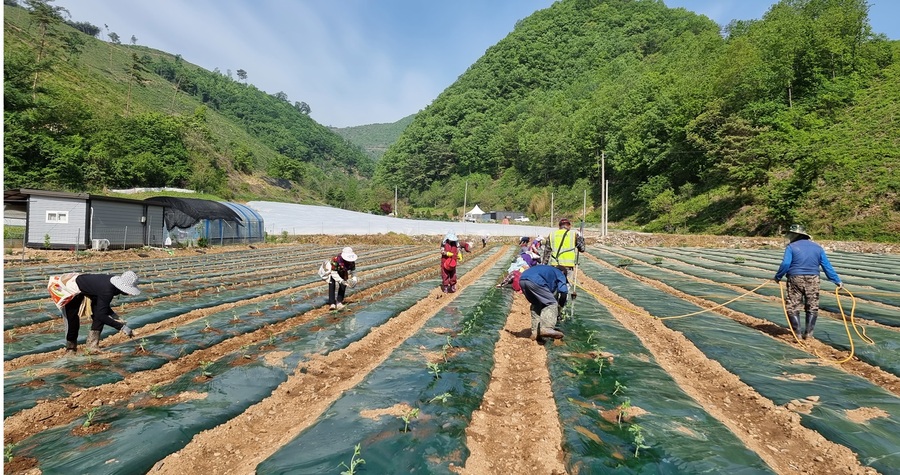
[[559, 218, 571, 227]]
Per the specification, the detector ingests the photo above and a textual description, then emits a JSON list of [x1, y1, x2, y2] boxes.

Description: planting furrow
[[255, 248, 514, 473], [578, 257, 900, 473], [546, 285, 775, 473], [2, 247, 499, 460], [141, 247, 510, 475], [3, 254, 442, 418], [590, 247, 900, 381]]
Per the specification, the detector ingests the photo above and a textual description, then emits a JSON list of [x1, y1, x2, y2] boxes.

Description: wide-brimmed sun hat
[[111, 271, 141, 296], [785, 224, 811, 239], [445, 232, 458, 242], [340, 247, 358, 262]]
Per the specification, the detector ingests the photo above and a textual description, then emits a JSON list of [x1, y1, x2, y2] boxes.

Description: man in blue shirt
[[519, 264, 573, 341], [774, 224, 843, 339]]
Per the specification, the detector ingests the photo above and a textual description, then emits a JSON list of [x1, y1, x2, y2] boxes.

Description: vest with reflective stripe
[[549, 228, 577, 267]]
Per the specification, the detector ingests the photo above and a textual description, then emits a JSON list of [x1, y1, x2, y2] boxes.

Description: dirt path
[[460, 293, 567, 474]]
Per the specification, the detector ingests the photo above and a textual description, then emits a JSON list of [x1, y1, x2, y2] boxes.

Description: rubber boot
[[803, 312, 818, 339], [86, 330, 101, 352], [63, 340, 77, 357], [787, 312, 801, 337]]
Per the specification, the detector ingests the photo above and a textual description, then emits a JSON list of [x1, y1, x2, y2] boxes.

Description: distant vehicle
[[514, 216, 530, 222]]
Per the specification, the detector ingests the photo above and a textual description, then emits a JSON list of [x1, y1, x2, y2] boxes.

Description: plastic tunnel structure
[[145, 197, 265, 246]]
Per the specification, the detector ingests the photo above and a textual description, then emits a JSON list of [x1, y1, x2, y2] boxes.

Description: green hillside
[[331, 114, 416, 161], [3, 1, 376, 208], [5, 0, 899, 240], [376, 0, 899, 241]]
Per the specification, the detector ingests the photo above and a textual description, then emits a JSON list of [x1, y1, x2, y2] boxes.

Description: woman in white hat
[[323, 247, 357, 310], [60, 271, 140, 354]]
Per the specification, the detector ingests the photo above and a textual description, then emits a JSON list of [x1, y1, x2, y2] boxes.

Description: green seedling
[[199, 360, 213, 378], [138, 337, 148, 352], [5, 442, 16, 463], [653, 256, 663, 265], [25, 368, 37, 380], [82, 406, 100, 428], [232, 310, 240, 322], [401, 408, 420, 433], [595, 357, 605, 376], [240, 344, 251, 358], [429, 392, 452, 404], [149, 384, 163, 399], [339, 443, 366, 475], [204, 318, 212, 330], [617, 398, 631, 427], [427, 362, 442, 379], [613, 380, 627, 396], [733, 256, 745, 264], [629, 424, 650, 457], [273, 298, 279, 308], [268, 333, 276, 346], [171, 327, 179, 339], [616, 258, 633, 268], [586, 330, 598, 344]]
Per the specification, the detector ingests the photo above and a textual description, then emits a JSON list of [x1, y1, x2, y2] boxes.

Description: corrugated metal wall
[[27, 196, 88, 249]]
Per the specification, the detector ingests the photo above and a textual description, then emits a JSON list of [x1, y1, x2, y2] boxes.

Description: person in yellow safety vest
[[542, 218, 585, 271]]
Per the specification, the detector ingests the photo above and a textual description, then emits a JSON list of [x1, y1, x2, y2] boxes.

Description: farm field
[[3, 241, 899, 474]]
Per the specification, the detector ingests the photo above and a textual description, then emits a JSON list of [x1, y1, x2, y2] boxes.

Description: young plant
[[149, 384, 163, 399], [595, 356, 605, 376], [613, 380, 627, 396], [339, 443, 366, 475], [232, 310, 240, 322], [586, 330, 598, 344], [429, 392, 452, 404], [199, 360, 213, 378], [82, 407, 100, 428], [427, 362, 442, 379], [616, 258, 633, 268], [240, 344, 251, 359], [138, 337, 148, 352], [5, 442, 16, 463], [171, 327, 179, 340], [204, 318, 212, 330], [629, 424, 650, 457], [653, 256, 664, 265], [401, 407, 420, 433], [733, 256, 745, 264], [617, 397, 631, 427]]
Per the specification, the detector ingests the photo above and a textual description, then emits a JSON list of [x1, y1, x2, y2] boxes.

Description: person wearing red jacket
[[439, 232, 471, 294]]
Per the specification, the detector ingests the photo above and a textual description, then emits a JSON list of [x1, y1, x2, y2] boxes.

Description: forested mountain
[[3, 1, 378, 209], [376, 0, 899, 241], [331, 114, 416, 161], [4, 0, 899, 240]]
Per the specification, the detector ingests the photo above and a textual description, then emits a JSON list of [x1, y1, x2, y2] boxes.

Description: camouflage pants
[[786, 275, 820, 315]]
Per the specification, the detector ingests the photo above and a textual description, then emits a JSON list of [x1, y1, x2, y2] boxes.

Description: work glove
[[121, 325, 134, 338], [570, 292, 577, 300], [773, 277, 781, 284], [837, 283, 845, 290], [348, 276, 359, 288]]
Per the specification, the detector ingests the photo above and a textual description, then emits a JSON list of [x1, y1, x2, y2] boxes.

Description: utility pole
[[550, 192, 554, 230], [601, 151, 606, 237], [462, 181, 468, 222], [394, 186, 398, 217]]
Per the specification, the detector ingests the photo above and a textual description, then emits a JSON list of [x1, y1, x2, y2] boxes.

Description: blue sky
[[51, 0, 899, 128]]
